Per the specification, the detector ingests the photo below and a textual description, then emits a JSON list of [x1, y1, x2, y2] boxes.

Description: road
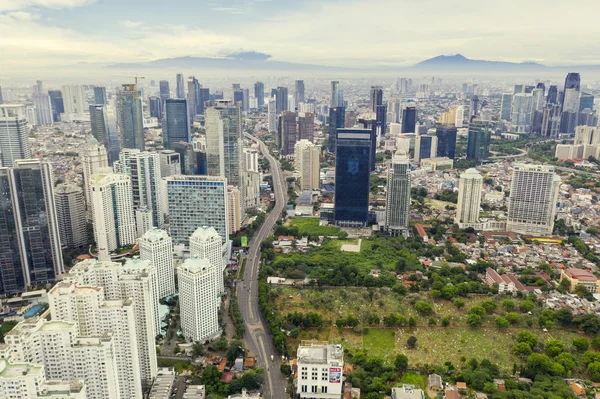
[[237, 133, 288, 398]]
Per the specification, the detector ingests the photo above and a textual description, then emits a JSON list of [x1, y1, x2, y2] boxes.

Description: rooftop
[[565, 268, 598, 281], [297, 341, 343, 365]]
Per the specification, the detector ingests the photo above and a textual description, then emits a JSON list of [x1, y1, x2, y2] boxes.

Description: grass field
[[288, 218, 344, 237]]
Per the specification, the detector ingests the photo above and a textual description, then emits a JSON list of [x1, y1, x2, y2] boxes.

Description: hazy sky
[[2, 0, 600, 71]]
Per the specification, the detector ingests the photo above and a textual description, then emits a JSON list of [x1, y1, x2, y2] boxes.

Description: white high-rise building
[[243, 170, 261, 209], [114, 149, 164, 229], [296, 342, 344, 399], [267, 98, 277, 133], [32, 81, 53, 126], [242, 148, 259, 173], [72, 336, 119, 399], [227, 185, 242, 234], [140, 228, 175, 299], [80, 138, 109, 210], [90, 171, 136, 259], [455, 105, 465, 128], [455, 168, 483, 226], [506, 164, 561, 236], [511, 93, 534, 133], [158, 149, 181, 177], [54, 183, 87, 249], [294, 140, 320, 191], [166, 175, 228, 245], [384, 150, 411, 237], [62, 85, 87, 115], [190, 226, 225, 295], [177, 258, 220, 342], [0, 104, 31, 167]]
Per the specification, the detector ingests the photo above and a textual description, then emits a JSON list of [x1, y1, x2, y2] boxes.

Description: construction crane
[[131, 75, 145, 86]]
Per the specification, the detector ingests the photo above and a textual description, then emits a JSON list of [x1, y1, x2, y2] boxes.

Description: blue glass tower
[[164, 99, 190, 150]]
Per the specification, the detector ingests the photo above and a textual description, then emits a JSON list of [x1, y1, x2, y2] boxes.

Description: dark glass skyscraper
[[173, 142, 206, 175], [358, 118, 377, 171], [295, 80, 305, 104], [401, 104, 417, 133], [370, 86, 383, 112], [580, 93, 595, 112], [94, 86, 107, 105], [435, 125, 457, 159], [149, 96, 162, 119], [254, 82, 265, 108], [466, 120, 492, 161], [48, 90, 64, 122], [233, 88, 244, 108], [116, 84, 144, 151], [275, 87, 288, 114], [159, 80, 170, 102], [89, 104, 120, 164], [0, 168, 24, 294], [164, 99, 190, 150], [334, 129, 372, 226], [278, 111, 296, 155], [375, 104, 387, 137], [328, 107, 345, 152], [547, 85, 558, 104], [564, 72, 581, 91], [176, 73, 185, 99]]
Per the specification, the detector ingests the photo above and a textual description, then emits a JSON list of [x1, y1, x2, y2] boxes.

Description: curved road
[[237, 133, 288, 398]]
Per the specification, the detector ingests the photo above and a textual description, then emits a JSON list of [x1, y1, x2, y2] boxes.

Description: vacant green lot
[[287, 218, 344, 237]]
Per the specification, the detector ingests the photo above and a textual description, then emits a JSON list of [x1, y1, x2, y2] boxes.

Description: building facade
[[385, 151, 411, 237], [294, 140, 320, 191], [0, 104, 31, 168], [455, 168, 483, 226], [54, 183, 87, 249], [139, 228, 175, 299]]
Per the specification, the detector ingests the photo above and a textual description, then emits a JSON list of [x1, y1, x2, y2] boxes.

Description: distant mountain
[[413, 54, 546, 71]]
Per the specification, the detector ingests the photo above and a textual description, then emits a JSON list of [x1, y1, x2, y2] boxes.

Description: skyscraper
[[455, 105, 465, 128], [0, 104, 31, 167], [414, 134, 437, 162], [32, 80, 52, 125], [89, 104, 119, 163], [295, 80, 305, 104], [187, 76, 201, 117], [139, 228, 175, 299], [511, 93, 534, 133], [387, 98, 401, 124], [331, 81, 340, 108], [1, 159, 64, 289], [242, 88, 249, 111], [435, 125, 457, 159], [189, 226, 225, 295], [113, 149, 164, 229], [90, 171, 136, 258], [278, 111, 297, 155], [0, 86, 3, 104], [159, 80, 170, 102], [294, 140, 320, 191], [370, 86, 383, 112], [334, 129, 372, 226], [275, 87, 288, 114], [455, 168, 483, 226], [469, 95, 479, 119], [254, 81, 265, 108], [384, 150, 411, 237], [166, 175, 228, 245], [328, 107, 345, 152], [48, 90, 64, 123], [93, 86, 107, 105], [233, 88, 244, 108], [541, 104, 562, 138], [267, 98, 277, 132], [176, 73, 185, 99], [61, 84, 86, 115], [466, 120, 492, 161], [500, 93, 512, 121], [205, 100, 243, 186], [506, 164, 561, 236], [54, 183, 87, 249], [358, 118, 377, 171], [116, 84, 144, 151], [173, 141, 205, 175], [375, 104, 387, 137], [0, 168, 25, 294], [580, 93, 595, 112], [177, 258, 220, 342], [149, 96, 162, 119], [227, 186, 242, 234], [562, 72, 581, 113], [164, 98, 190, 149], [298, 112, 315, 142], [80, 138, 109, 210], [401, 103, 417, 133], [547, 85, 558, 104]]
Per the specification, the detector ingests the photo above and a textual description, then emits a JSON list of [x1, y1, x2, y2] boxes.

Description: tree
[[280, 364, 291, 375], [555, 308, 573, 327], [481, 299, 497, 313], [414, 301, 434, 315], [545, 340, 564, 358], [408, 317, 417, 328], [453, 298, 465, 309], [466, 313, 483, 327], [516, 331, 538, 348], [589, 362, 600, 382], [512, 342, 533, 357], [394, 354, 409, 373], [592, 336, 600, 350], [441, 317, 451, 327], [468, 306, 486, 317], [483, 382, 498, 394], [573, 338, 590, 352], [495, 316, 509, 329], [520, 300, 535, 312], [407, 336, 417, 349], [502, 299, 516, 311], [506, 312, 521, 325]]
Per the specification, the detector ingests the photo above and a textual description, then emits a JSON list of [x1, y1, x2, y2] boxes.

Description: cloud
[[0, 0, 94, 11], [120, 20, 144, 29]]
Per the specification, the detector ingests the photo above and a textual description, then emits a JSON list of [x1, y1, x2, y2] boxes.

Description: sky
[[2, 0, 600, 75]]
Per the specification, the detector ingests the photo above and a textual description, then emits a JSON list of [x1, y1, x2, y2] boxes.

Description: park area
[[272, 286, 585, 371]]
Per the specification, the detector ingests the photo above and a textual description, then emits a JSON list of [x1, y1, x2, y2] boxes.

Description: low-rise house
[[427, 374, 442, 391]]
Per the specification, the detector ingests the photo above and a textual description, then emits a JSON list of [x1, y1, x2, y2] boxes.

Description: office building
[[267, 98, 277, 132], [48, 281, 143, 399], [116, 83, 144, 151], [546, 85, 558, 104], [334, 129, 372, 227], [172, 141, 205, 175], [114, 149, 164, 229], [80, 138, 109, 210], [89, 104, 119, 164], [401, 103, 417, 133], [54, 183, 87, 249], [580, 93, 595, 112], [370, 85, 383, 112], [61, 84, 86, 115], [385, 150, 410, 237], [278, 111, 297, 155], [1, 160, 63, 290], [388, 98, 402, 124], [159, 80, 170, 102], [296, 342, 344, 399], [375, 104, 387, 137], [469, 95, 479, 119], [189, 226, 225, 295], [328, 107, 345, 152], [176, 73, 185, 99], [90, 171, 136, 258], [254, 81, 264, 108], [149, 96, 162, 119], [455, 168, 483, 227], [276, 87, 288, 114], [439, 108, 456, 125], [140, 228, 175, 299], [232, 88, 244, 108], [435, 125, 457, 159], [0, 104, 31, 167], [466, 120, 492, 161], [506, 164, 560, 236], [187, 76, 201, 117], [242, 88, 249, 111], [205, 100, 243, 186], [511, 92, 533, 133], [0, 86, 3, 104], [414, 134, 437, 163], [159, 149, 181, 177], [166, 175, 228, 245], [541, 104, 562, 138], [164, 98, 190, 149], [298, 112, 314, 142], [331, 81, 340, 108], [242, 148, 259, 173], [295, 80, 305, 104], [294, 140, 320, 191], [357, 118, 377, 171], [227, 186, 242, 234], [94, 86, 107, 105], [562, 72, 581, 113], [455, 105, 465, 128], [177, 258, 220, 342], [48, 90, 64, 122], [500, 93, 512, 120]]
